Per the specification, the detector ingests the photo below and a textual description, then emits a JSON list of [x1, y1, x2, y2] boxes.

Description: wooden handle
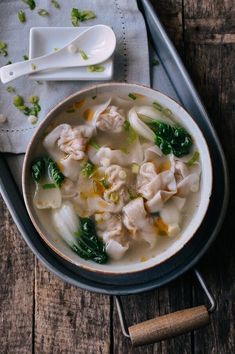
[[129, 305, 210, 347]]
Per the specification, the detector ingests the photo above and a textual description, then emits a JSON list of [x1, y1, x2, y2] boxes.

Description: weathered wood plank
[[34, 260, 111, 354], [184, 1, 235, 353], [0, 196, 34, 354]]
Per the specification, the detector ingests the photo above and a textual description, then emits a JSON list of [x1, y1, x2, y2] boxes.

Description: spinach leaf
[[148, 120, 192, 157], [31, 158, 45, 182], [73, 218, 108, 264]]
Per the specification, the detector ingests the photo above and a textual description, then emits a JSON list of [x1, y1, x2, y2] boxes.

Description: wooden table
[[0, 1, 234, 353]]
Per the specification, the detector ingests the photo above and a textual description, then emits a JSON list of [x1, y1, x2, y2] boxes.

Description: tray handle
[[114, 269, 216, 347], [128, 305, 209, 346]]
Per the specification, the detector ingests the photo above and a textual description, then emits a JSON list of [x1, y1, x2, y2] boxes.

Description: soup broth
[[30, 93, 201, 266]]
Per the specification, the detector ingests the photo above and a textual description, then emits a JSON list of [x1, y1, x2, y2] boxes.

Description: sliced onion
[[128, 107, 155, 142], [137, 106, 173, 125]]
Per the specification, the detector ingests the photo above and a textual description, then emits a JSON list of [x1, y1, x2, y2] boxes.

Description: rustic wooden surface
[[0, 0, 234, 353]]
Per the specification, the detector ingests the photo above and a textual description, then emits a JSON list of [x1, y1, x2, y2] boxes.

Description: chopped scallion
[[66, 107, 75, 113], [18, 10, 26, 23], [89, 139, 101, 150], [6, 86, 15, 93], [23, 54, 29, 60], [79, 48, 88, 60], [128, 93, 137, 100], [38, 9, 50, 16], [187, 151, 200, 166], [152, 101, 163, 111], [22, 0, 36, 10], [31, 63, 36, 70], [51, 0, 60, 9], [0, 42, 8, 57], [87, 65, 105, 72]]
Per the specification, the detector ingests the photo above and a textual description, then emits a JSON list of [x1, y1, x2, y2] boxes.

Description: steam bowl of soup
[[22, 83, 212, 276]]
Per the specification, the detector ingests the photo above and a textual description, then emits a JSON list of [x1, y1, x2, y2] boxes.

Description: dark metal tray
[[0, 0, 229, 295]]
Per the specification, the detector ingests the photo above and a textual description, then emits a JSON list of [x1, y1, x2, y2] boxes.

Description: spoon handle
[[0, 53, 63, 84]]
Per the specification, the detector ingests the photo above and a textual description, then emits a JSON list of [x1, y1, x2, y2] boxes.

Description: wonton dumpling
[[103, 165, 128, 201], [137, 162, 177, 213], [106, 240, 129, 260], [175, 161, 201, 197], [123, 197, 157, 248], [96, 105, 125, 133], [58, 125, 94, 160], [43, 124, 70, 160]]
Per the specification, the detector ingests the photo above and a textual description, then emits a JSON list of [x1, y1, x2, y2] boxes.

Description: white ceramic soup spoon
[[0, 25, 116, 84]]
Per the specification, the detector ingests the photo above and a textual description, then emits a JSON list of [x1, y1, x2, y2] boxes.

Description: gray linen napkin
[[0, 0, 150, 153]]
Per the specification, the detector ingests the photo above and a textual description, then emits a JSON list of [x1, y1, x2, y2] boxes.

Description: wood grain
[[0, 0, 235, 353], [34, 260, 111, 354], [0, 196, 34, 354]]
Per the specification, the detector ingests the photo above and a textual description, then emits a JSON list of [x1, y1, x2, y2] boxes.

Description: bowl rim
[[22, 82, 213, 276]]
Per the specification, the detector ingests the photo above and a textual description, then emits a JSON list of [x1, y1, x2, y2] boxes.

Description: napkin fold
[[0, 0, 150, 153]]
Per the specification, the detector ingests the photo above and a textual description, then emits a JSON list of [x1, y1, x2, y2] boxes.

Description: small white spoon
[[0, 25, 116, 84]]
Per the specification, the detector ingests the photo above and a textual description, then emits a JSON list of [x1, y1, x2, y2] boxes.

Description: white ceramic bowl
[[22, 83, 212, 276]]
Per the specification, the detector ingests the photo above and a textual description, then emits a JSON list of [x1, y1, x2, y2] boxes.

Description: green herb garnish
[[42, 183, 57, 189], [51, 0, 60, 9], [6, 86, 15, 93], [152, 101, 163, 111], [92, 96, 97, 100], [73, 217, 108, 264], [13, 95, 24, 107], [79, 48, 88, 60], [128, 93, 137, 100], [123, 119, 137, 143], [71, 8, 96, 27], [0, 42, 8, 57], [22, 0, 36, 10], [149, 120, 193, 157], [100, 178, 109, 189], [23, 54, 29, 60], [89, 139, 100, 150], [18, 10, 26, 23], [124, 119, 130, 131], [6, 61, 12, 65], [187, 151, 200, 166], [81, 161, 94, 178], [38, 9, 49, 16], [128, 188, 139, 200], [31, 63, 36, 70], [28, 95, 39, 104], [87, 65, 105, 72]]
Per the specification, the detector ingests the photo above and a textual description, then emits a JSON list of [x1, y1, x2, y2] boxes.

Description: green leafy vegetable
[[148, 121, 193, 157], [38, 9, 49, 16], [18, 10, 26, 23], [23, 54, 29, 60], [31, 158, 45, 182], [187, 151, 200, 166], [128, 93, 137, 100], [89, 139, 100, 150], [79, 48, 88, 60], [22, 0, 36, 10], [51, 0, 60, 9], [71, 8, 96, 26], [81, 161, 94, 177], [6, 86, 15, 93], [31, 157, 64, 186], [47, 158, 65, 186], [87, 65, 105, 72], [0, 41, 8, 57], [42, 183, 57, 189], [73, 217, 108, 264]]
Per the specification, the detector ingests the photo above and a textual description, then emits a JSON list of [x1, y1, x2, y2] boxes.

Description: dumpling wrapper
[[33, 184, 62, 209], [106, 240, 129, 260]]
